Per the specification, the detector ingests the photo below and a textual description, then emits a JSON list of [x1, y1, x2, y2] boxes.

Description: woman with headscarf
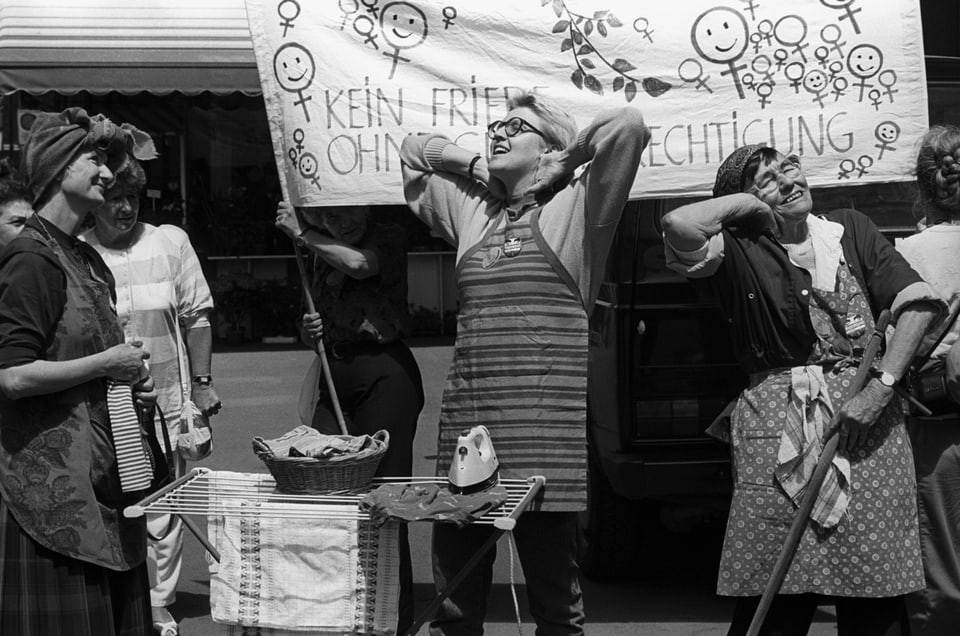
[[897, 125, 960, 635], [83, 157, 219, 636], [0, 107, 159, 635], [662, 144, 945, 635], [400, 91, 649, 634]]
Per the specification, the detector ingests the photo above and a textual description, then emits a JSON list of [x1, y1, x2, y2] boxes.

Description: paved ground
[[159, 339, 838, 635]]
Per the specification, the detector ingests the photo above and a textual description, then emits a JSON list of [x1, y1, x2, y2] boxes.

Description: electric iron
[[447, 425, 500, 494]]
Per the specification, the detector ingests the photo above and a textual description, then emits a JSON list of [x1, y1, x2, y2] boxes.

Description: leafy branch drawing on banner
[[543, 0, 671, 101]]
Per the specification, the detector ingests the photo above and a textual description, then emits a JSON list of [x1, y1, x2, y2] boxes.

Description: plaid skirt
[[0, 499, 151, 636]]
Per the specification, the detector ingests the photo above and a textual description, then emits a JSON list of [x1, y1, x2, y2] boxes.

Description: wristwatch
[[295, 228, 310, 248], [877, 371, 898, 388], [193, 374, 213, 386]]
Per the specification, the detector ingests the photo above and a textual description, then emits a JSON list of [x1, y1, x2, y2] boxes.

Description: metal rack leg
[[405, 527, 505, 636], [180, 513, 220, 563]]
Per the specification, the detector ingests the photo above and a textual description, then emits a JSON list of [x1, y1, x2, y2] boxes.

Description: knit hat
[[20, 107, 157, 205], [712, 143, 768, 198]]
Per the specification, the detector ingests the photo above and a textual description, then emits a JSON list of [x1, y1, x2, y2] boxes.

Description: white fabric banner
[[244, 0, 927, 205]]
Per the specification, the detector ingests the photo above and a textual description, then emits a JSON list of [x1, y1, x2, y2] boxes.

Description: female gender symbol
[[442, 6, 457, 29], [838, 158, 856, 179], [877, 69, 898, 103], [380, 1, 428, 80], [273, 42, 316, 121], [774, 15, 809, 63], [773, 48, 789, 72], [846, 43, 883, 102], [820, 23, 846, 58], [278, 0, 301, 37], [820, 0, 862, 35], [784, 61, 806, 94], [827, 60, 844, 82], [832, 75, 848, 101], [803, 69, 829, 108], [874, 120, 900, 160], [751, 54, 776, 85], [634, 17, 655, 43], [855, 154, 873, 177], [756, 81, 773, 109], [678, 58, 713, 93], [354, 14, 380, 49], [814, 46, 830, 68], [339, 0, 358, 30], [691, 7, 750, 99], [749, 19, 774, 53]]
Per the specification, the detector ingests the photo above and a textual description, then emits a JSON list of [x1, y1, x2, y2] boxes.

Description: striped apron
[[436, 207, 588, 512]]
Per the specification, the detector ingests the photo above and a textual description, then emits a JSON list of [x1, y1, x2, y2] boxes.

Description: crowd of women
[[0, 97, 959, 636]]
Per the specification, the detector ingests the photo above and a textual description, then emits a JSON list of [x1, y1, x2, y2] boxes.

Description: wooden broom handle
[[746, 308, 891, 636], [293, 241, 349, 436]]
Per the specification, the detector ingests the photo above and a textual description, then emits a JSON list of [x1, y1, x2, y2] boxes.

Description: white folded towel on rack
[[207, 471, 399, 634]]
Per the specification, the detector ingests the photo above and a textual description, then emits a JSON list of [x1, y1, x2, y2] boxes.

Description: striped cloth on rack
[[207, 471, 399, 634], [106, 380, 153, 492]]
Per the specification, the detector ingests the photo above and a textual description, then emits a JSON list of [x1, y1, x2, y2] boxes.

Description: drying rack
[[124, 467, 545, 635]]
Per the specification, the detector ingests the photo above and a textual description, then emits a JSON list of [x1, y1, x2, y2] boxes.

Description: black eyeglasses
[[486, 117, 546, 140]]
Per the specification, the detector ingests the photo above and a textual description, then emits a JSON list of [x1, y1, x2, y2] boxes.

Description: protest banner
[[244, 0, 927, 205]]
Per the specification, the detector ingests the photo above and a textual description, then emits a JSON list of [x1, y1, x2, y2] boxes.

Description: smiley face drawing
[[298, 152, 319, 178], [846, 44, 883, 79], [380, 1, 428, 50], [803, 69, 829, 94], [875, 121, 900, 144], [273, 42, 316, 93], [691, 7, 749, 64]]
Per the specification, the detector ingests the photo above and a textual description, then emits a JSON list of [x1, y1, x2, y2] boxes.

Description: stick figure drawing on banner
[[820, 0, 862, 35], [442, 6, 456, 29], [379, 1, 428, 80], [273, 42, 316, 122], [354, 14, 380, 49], [774, 15, 810, 64], [691, 7, 749, 99], [803, 69, 829, 108], [847, 43, 883, 102], [678, 58, 713, 93], [874, 121, 900, 160], [633, 18, 654, 43], [287, 129, 322, 192], [277, 0, 301, 37]]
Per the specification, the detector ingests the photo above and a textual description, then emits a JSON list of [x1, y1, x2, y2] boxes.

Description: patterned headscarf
[[20, 107, 157, 206], [712, 143, 768, 198]]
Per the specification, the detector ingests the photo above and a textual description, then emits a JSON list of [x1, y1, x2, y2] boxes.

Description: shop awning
[[0, 0, 261, 96]]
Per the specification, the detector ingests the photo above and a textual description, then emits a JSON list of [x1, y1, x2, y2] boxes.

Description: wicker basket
[[256, 429, 390, 494]]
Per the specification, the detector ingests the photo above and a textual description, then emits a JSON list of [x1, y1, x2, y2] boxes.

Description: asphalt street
[[164, 340, 838, 635]]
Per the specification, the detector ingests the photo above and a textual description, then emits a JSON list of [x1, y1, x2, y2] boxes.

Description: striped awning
[[0, 0, 261, 95]]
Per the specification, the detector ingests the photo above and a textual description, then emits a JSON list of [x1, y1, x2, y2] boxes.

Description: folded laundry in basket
[[207, 471, 399, 634], [360, 482, 509, 528], [253, 424, 379, 460]]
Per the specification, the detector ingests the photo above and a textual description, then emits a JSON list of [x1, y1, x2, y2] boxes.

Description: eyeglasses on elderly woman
[[749, 154, 802, 197], [486, 117, 547, 140]]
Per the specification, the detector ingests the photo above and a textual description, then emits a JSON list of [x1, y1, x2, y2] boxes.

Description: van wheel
[[577, 444, 642, 582]]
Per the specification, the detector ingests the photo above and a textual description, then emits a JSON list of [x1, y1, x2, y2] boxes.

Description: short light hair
[[505, 90, 578, 151]]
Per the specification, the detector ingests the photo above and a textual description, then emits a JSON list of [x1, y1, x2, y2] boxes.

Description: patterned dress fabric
[[718, 261, 923, 597]]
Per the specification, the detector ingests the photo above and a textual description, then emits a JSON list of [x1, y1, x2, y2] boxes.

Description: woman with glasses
[[662, 144, 944, 635], [400, 91, 649, 635], [82, 157, 219, 636]]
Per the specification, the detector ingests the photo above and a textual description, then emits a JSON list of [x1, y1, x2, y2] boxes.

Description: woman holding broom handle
[[662, 143, 944, 635], [275, 202, 423, 635]]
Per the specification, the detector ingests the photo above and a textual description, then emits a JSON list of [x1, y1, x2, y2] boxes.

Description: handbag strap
[[914, 298, 960, 370], [172, 315, 191, 398]]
